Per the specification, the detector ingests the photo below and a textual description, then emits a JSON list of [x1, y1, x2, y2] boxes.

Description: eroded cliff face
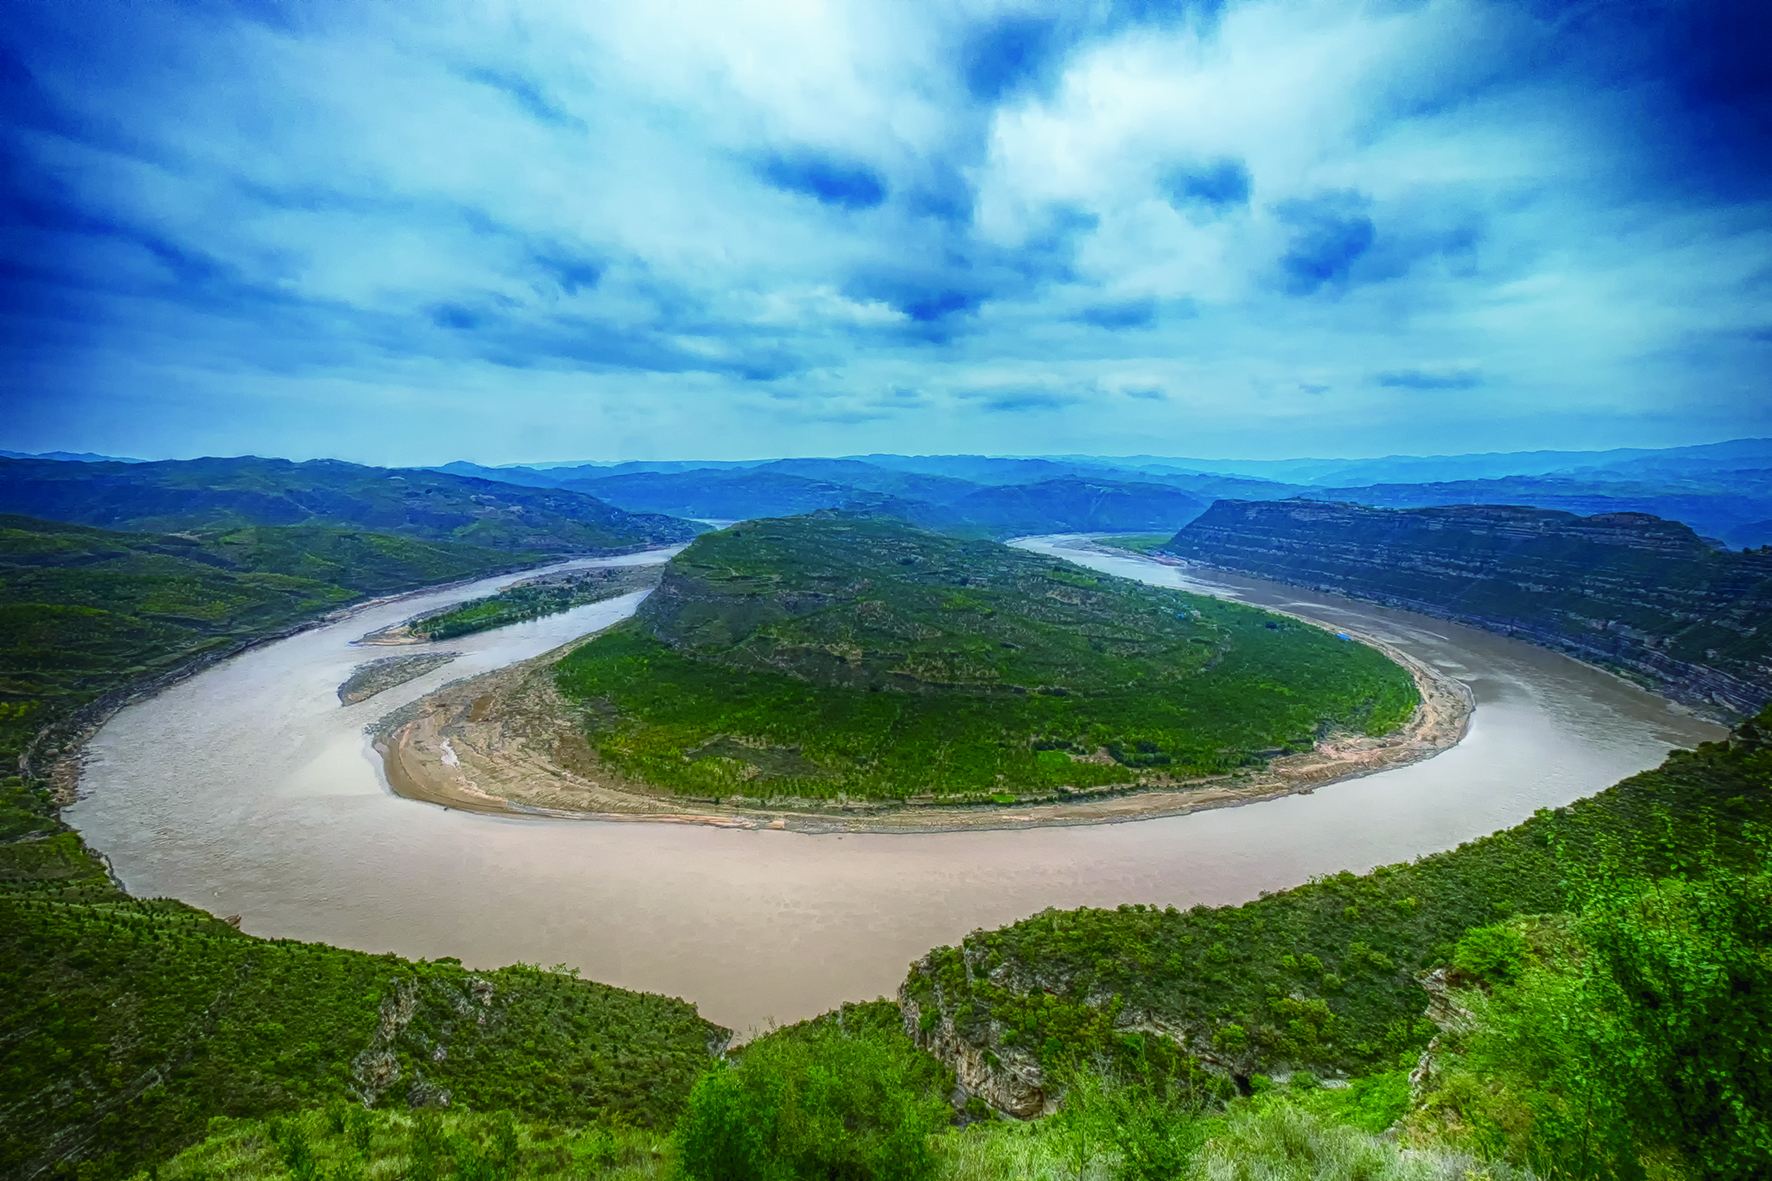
[[1166, 500, 1772, 720]]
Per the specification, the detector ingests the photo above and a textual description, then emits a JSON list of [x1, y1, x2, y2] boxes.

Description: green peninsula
[[553, 515, 1418, 801]]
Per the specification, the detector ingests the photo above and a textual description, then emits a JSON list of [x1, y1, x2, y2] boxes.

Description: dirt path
[[375, 611, 1474, 834]]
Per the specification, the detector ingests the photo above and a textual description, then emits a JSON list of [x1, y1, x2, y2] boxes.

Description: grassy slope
[[553, 516, 1417, 800], [904, 708, 1772, 1086]]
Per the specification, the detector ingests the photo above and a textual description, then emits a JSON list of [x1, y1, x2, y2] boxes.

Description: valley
[[2, 451, 1761, 1180]]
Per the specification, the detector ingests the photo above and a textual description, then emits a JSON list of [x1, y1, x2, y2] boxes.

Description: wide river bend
[[68, 537, 1724, 1035]]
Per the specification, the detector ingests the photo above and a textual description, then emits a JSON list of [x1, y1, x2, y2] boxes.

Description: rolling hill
[[552, 514, 1418, 801], [0, 457, 698, 554]]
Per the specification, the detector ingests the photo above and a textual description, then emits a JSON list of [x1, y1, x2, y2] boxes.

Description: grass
[[131, 1101, 1524, 1181], [555, 516, 1417, 801], [126, 1107, 674, 1181]]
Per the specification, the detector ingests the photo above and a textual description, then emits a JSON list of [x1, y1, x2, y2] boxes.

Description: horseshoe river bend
[[64, 537, 1724, 1036]]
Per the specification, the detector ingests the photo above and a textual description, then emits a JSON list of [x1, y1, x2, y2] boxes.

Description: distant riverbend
[[66, 536, 1724, 1035]]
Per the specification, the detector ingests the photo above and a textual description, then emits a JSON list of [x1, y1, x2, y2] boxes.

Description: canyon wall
[[1164, 500, 1772, 720]]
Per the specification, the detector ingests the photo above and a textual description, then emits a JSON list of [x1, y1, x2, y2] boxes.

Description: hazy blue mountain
[[564, 468, 856, 519], [0, 456, 697, 553], [1039, 437, 1772, 487], [0, 449, 147, 463], [838, 453, 1124, 485], [416, 440, 1772, 547], [428, 460, 574, 488], [943, 477, 1211, 536], [751, 458, 982, 503], [1312, 472, 1772, 545]]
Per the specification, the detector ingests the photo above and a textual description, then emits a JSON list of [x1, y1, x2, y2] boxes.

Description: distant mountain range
[[0, 456, 698, 554], [5, 437, 1768, 551], [429, 437, 1772, 548]]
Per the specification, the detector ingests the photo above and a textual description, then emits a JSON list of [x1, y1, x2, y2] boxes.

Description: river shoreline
[[374, 577, 1475, 834]]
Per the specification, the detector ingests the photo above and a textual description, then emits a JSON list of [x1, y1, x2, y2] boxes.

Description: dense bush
[[676, 1002, 953, 1181], [1423, 859, 1772, 1179], [0, 893, 725, 1179]]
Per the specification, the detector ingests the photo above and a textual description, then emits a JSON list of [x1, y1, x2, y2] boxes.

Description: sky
[[2, 0, 1770, 466]]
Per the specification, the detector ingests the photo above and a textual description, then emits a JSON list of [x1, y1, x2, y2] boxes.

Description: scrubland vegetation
[[555, 517, 1416, 800], [409, 567, 661, 642]]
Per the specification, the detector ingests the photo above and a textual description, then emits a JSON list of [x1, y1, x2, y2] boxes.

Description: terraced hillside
[[553, 515, 1417, 801], [1165, 499, 1772, 719]]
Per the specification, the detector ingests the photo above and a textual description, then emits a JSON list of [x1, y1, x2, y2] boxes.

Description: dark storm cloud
[[1074, 298, 1158, 329], [1273, 192, 1376, 296], [960, 16, 1064, 102], [1160, 159, 1251, 212], [759, 151, 889, 210], [456, 66, 587, 132]]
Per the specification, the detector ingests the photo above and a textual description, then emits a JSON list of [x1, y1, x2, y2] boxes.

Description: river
[[66, 537, 1725, 1035]]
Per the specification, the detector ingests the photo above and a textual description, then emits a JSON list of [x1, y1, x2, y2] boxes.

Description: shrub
[[1453, 925, 1529, 985], [676, 1017, 951, 1181]]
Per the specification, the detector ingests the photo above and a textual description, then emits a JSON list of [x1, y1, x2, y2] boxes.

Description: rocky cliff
[[1165, 500, 1772, 719]]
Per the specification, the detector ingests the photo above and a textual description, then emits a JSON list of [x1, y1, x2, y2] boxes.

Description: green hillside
[[0, 881, 725, 1179], [553, 515, 1417, 801], [0, 515, 533, 766], [0, 456, 699, 554]]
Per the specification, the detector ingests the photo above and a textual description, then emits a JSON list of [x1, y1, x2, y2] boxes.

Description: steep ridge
[[1164, 500, 1772, 720]]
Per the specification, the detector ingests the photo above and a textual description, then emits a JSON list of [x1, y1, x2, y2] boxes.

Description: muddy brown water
[[66, 537, 1725, 1035]]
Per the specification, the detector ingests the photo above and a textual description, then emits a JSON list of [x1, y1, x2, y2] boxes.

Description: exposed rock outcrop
[[1166, 500, 1772, 720]]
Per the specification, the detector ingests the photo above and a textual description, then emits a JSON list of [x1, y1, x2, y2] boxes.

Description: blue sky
[[2, 0, 1769, 465]]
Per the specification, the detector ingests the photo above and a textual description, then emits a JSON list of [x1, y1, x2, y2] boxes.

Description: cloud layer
[[3, 0, 1769, 463]]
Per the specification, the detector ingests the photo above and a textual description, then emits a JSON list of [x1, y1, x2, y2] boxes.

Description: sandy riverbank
[[374, 605, 1474, 834]]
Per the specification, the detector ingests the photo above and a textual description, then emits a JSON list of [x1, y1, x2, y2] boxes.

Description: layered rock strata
[[1165, 500, 1772, 720]]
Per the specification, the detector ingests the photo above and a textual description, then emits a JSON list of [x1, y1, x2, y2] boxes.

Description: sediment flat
[[375, 608, 1473, 834]]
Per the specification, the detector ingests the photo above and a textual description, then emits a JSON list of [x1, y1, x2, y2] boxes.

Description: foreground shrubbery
[[676, 1003, 952, 1181], [129, 1107, 672, 1181], [1413, 862, 1772, 1178], [903, 710, 1772, 1083]]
